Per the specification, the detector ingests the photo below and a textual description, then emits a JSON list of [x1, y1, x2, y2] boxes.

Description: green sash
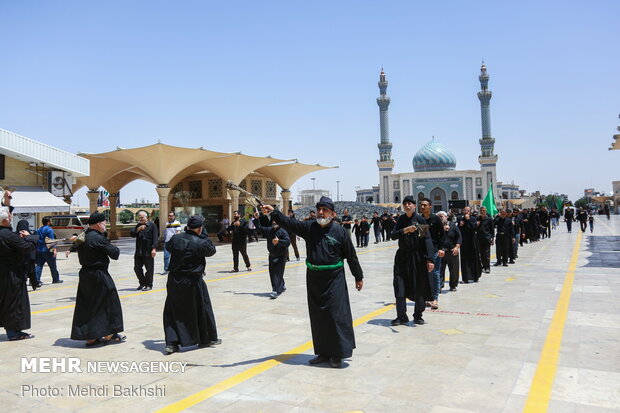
[[305, 260, 344, 271]]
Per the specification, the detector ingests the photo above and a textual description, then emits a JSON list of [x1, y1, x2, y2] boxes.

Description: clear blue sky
[[1, 1, 618, 205]]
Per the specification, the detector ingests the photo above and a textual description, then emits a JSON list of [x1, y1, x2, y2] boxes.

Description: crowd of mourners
[[0, 187, 609, 368]]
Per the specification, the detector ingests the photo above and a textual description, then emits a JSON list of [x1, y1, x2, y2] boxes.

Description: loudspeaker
[[448, 200, 468, 209]]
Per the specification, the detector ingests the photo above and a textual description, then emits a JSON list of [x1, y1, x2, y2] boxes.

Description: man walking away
[[163, 215, 220, 355]]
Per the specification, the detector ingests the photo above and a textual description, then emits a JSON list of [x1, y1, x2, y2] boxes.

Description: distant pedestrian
[[163, 211, 181, 274], [34, 216, 62, 285], [371, 212, 382, 243], [130, 211, 159, 291]]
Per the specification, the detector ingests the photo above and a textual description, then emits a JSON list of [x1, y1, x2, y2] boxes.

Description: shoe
[[164, 344, 179, 355], [247, 267, 252, 272], [509, 260, 515, 264], [430, 301, 438, 310], [390, 317, 409, 326], [208, 339, 222, 346], [230, 269, 239, 273], [269, 291, 278, 299], [142, 286, 152, 291], [106, 333, 126, 344], [502, 263, 509, 267], [136, 285, 144, 290], [161, 271, 169, 275], [330, 358, 343, 368], [413, 317, 425, 325], [484, 269, 490, 274], [9, 332, 35, 341], [85, 338, 106, 347], [425, 301, 431, 307], [309, 354, 330, 365], [296, 257, 300, 261], [52, 280, 64, 284], [36, 282, 43, 288], [450, 287, 457, 292], [493, 263, 501, 267], [473, 279, 479, 283]]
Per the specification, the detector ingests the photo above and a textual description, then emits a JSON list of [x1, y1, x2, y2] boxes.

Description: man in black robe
[[227, 210, 251, 272], [458, 206, 482, 283], [163, 215, 219, 355], [70, 212, 125, 346], [493, 209, 515, 267], [390, 196, 434, 326], [564, 208, 575, 233], [264, 197, 363, 368], [0, 203, 37, 341], [252, 212, 290, 299], [130, 210, 159, 291], [438, 211, 461, 292], [576, 207, 588, 233], [476, 206, 495, 274]]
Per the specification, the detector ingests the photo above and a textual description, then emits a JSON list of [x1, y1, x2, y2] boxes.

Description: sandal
[[106, 333, 126, 344], [9, 332, 35, 341], [85, 338, 106, 347]]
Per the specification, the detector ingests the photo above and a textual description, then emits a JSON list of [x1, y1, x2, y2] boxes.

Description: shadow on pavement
[[583, 235, 620, 268]]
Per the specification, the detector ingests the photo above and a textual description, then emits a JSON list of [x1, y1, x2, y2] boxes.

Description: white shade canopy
[[10, 186, 70, 213]]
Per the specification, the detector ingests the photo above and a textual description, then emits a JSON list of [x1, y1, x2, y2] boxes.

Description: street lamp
[[311, 178, 316, 190]]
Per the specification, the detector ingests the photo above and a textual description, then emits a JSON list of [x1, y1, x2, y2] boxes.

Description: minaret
[[477, 62, 498, 200], [377, 69, 394, 203]]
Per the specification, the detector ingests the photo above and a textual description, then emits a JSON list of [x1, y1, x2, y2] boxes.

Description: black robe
[[271, 210, 363, 359], [70, 229, 124, 340], [163, 230, 217, 346], [390, 213, 434, 301], [458, 215, 482, 282], [0, 226, 36, 332]]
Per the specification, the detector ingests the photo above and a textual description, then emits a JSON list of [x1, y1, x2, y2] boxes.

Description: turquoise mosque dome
[[412, 138, 457, 172]]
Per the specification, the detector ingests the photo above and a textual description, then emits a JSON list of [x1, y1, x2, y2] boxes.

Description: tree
[[574, 197, 589, 209], [119, 209, 134, 224]]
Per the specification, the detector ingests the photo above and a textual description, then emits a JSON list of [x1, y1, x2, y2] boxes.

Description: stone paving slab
[[1, 215, 618, 412]]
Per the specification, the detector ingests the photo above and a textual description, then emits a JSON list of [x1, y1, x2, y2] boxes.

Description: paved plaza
[[2, 216, 619, 412]]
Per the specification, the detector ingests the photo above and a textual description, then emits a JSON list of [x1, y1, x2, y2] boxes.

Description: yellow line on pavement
[[523, 231, 582, 413], [155, 304, 395, 413]]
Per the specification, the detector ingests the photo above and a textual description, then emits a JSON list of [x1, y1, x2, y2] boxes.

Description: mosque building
[[356, 63, 521, 212]]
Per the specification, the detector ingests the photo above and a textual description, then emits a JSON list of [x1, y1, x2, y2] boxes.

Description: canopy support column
[[228, 189, 240, 219], [107, 193, 119, 240], [156, 185, 172, 243], [86, 190, 99, 215], [281, 189, 291, 215]]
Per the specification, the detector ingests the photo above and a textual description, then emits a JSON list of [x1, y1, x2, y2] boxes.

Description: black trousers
[[289, 235, 300, 259], [134, 255, 154, 287], [355, 234, 361, 247], [396, 295, 425, 320], [579, 220, 587, 232], [441, 252, 460, 289], [566, 220, 572, 232], [478, 238, 491, 271], [382, 227, 390, 242], [232, 243, 251, 270], [495, 234, 510, 265], [268, 256, 286, 293]]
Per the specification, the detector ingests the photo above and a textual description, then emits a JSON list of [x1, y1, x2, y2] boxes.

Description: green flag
[[556, 197, 563, 211], [482, 182, 498, 216]]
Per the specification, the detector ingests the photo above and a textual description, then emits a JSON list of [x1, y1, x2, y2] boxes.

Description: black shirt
[[341, 215, 353, 229], [130, 221, 159, 257], [422, 213, 444, 252]]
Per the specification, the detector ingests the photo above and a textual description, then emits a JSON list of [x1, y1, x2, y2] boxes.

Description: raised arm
[[266, 208, 311, 239]]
